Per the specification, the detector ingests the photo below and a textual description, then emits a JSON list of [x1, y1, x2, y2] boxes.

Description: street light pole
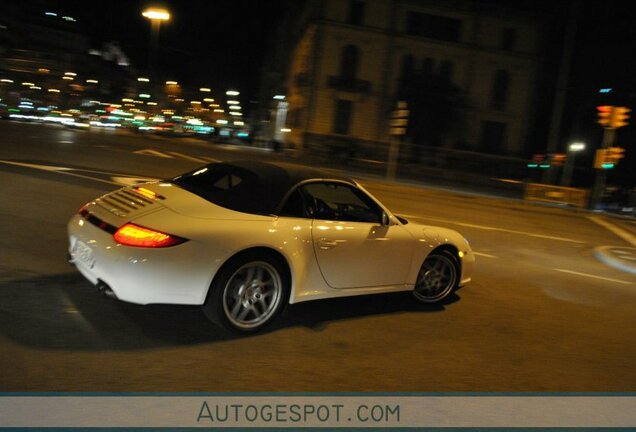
[[590, 128, 615, 209], [561, 142, 585, 187], [142, 8, 170, 77]]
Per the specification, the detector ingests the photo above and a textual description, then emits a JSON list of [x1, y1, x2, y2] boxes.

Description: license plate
[[71, 239, 95, 269]]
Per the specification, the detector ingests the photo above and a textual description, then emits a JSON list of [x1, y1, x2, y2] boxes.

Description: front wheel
[[413, 251, 458, 303], [203, 253, 289, 334]]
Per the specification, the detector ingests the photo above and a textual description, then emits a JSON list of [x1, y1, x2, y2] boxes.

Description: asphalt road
[[1, 120, 636, 392]]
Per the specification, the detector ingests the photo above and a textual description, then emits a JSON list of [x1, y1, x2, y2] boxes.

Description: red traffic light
[[597, 105, 613, 127]]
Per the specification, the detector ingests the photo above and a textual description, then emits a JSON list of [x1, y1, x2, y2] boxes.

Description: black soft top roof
[[172, 160, 353, 215]]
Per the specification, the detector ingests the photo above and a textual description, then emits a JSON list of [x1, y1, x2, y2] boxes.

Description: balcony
[[327, 75, 371, 93]]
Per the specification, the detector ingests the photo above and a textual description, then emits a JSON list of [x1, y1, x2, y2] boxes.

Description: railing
[[524, 183, 589, 208]]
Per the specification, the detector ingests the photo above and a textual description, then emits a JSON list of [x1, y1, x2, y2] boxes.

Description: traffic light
[[596, 105, 631, 128], [551, 153, 567, 166], [527, 154, 548, 168], [597, 105, 613, 127], [610, 107, 630, 128], [606, 146, 625, 164], [594, 149, 611, 169]]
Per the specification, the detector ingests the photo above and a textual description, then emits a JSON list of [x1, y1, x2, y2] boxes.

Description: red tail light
[[114, 223, 187, 248]]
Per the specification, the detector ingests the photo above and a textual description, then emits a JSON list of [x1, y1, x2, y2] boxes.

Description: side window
[[300, 182, 383, 223], [278, 188, 309, 218]]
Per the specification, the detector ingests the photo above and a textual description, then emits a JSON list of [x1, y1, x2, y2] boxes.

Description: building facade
[[281, 0, 540, 157]]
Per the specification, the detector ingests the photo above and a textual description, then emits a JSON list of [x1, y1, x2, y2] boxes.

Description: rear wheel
[[203, 252, 289, 333], [413, 251, 458, 303]]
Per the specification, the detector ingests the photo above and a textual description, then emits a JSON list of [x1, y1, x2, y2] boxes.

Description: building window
[[405, 11, 461, 43], [339, 44, 359, 79], [422, 57, 434, 75], [479, 121, 507, 153], [501, 28, 516, 51], [347, 0, 365, 26], [491, 69, 510, 109], [333, 99, 353, 135], [401, 54, 415, 78], [440, 60, 454, 81]]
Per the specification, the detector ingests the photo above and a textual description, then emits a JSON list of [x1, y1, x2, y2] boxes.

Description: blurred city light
[[216, 119, 228, 124], [200, 88, 211, 92], [137, 77, 150, 82], [203, 98, 214, 102], [229, 112, 242, 116], [599, 88, 613, 93], [139, 94, 151, 98], [166, 81, 178, 85], [142, 8, 170, 21], [21, 82, 35, 86], [281, 128, 292, 133], [64, 72, 77, 76], [227, 100, 239, 105], [569, 142, 586, 152], [44, 12, 57, 17], [47, 89, 60, 93], [226, 90, 239, 96], [1, 79, 14, 83], [38, 68, 50, 74], [273, 95, 286, 100], [213, 109, 224, 113]]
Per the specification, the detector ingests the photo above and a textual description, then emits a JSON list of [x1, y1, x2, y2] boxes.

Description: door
[[300, 182, 415, 289]]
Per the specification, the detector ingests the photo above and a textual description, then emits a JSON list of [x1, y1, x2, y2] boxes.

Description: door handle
[[318, 238, 339, 250]]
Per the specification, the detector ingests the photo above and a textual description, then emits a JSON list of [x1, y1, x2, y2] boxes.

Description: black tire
[[413, 250, 459, 303], [203, 251, 289, 334]]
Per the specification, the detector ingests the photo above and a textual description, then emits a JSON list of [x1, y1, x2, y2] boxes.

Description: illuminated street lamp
[[142, 7, 170, 75], [561, 142, 585, 187]]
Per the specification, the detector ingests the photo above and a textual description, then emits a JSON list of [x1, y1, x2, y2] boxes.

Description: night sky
[[28, 0, 287, 100], [21, 1, 636, 101]]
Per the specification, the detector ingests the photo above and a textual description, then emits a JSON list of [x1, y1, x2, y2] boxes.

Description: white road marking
[[587, 215, 636, 248], [133, 149, 174, 158], [0, 160, 118, 185], [553, 268, 633, 285], [0, 160, 159, 186], [134, 149, 214, 163], [403, 215, 586, 244], [166, 151, 208, 162], [198, 156, 221, 163], [473, 252, 497, 258], [0, 160, 72, 171]]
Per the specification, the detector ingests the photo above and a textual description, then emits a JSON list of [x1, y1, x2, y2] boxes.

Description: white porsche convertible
[[68, 160, 474, 333]]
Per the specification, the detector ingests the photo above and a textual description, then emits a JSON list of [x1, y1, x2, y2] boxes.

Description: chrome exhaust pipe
[[96, 280, 117, 299]]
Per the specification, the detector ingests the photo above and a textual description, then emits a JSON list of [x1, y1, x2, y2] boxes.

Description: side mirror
[[381, 212, 395, 226]]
